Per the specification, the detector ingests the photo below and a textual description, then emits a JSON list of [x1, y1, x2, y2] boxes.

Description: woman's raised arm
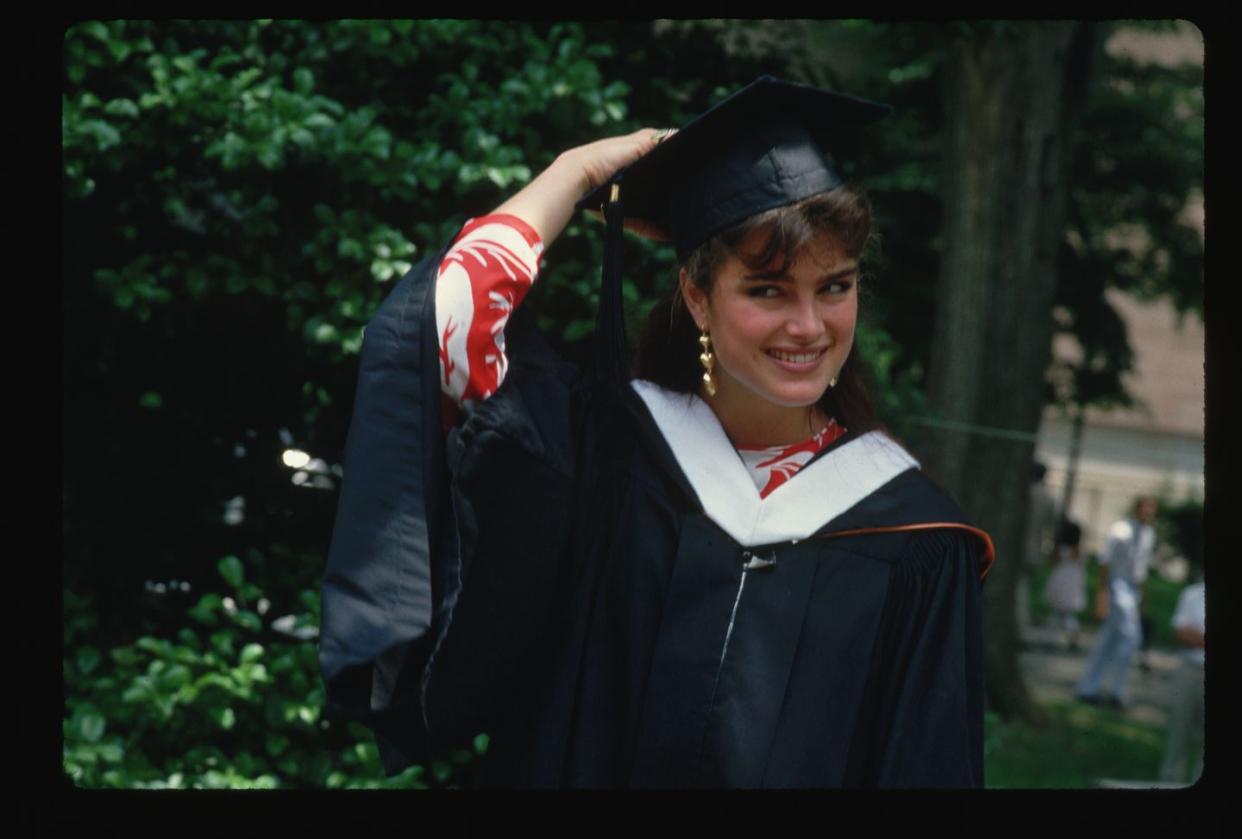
[[436, 128, 670, 409], [494, 127, 669, 247]]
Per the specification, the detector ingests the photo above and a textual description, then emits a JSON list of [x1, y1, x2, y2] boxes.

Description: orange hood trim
[[816, 522, 996, 583]]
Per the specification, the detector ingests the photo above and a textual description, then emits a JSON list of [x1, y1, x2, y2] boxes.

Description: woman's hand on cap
[[571, 128, 676, 241], [563, 128, 675, 194], [491, 129, 675, 249]]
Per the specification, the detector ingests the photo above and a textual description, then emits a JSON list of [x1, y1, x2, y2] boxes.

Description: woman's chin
[[716, 370, 829, 412], [755, 385, 827, 410]]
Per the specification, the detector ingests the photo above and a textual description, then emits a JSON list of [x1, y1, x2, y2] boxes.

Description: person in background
[[1075, 496, 1158, 709], [1019, 461, 1057, 630], [1042, 519, 1085, 651], [1158, 562, 1205, 784]]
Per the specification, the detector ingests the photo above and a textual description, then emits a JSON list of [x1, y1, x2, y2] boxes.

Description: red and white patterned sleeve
[[435, 214, 544, 409]]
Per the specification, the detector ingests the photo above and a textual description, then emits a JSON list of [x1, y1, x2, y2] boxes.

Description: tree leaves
[[63, 578, 372, 789], [77, 647, 102, 676], [217, 555, 244, 590], [1051, 27, 1203, 410], [71, 706, 107, 743]]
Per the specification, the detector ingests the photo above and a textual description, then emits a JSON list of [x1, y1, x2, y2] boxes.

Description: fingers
[[650, 127, 677, 145], [604, 127, 679, 168], [633, 127, 677, 149], [622, 126, 678, 162], [573, 126, 681, 198]]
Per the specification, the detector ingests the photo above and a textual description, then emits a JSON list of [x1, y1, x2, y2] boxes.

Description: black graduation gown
[[318, 246, 994, 789]]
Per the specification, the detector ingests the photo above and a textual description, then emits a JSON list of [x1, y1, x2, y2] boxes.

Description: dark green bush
[[64, 553, 495, 788], [62, 18, 628, 790], [66, 555, 437, 788]]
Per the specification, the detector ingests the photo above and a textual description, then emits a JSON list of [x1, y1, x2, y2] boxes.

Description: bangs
[[686, 186, 873, 287]]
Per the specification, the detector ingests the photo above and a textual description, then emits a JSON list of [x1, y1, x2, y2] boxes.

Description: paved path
[[1017, 620, 1184, 729]]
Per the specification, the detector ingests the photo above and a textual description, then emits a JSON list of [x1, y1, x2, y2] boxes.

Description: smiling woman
[[320, 76, 995, 789], [688, 236, 856, 439], [639, 188, 872, 448]]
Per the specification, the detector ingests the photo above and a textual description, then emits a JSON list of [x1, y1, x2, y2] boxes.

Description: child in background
[[1043, 519, 1086, 651]]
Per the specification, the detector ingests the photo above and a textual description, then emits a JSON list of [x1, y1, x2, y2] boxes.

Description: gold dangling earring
[[699, 330, 717, 397], [829, 374, 838, 388]]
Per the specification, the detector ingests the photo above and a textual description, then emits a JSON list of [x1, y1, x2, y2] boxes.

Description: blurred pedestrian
[[1158, 565, 1205, 783], [1075, 496, 1157, 709], [1019, 461, 1057, 629], [1042, 519, 1085, 651]]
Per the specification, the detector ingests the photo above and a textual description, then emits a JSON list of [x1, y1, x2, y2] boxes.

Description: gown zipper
[[696, 548, 777, 777]]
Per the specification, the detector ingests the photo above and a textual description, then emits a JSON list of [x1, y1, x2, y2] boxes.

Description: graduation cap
[[576, 75, 892, 389]]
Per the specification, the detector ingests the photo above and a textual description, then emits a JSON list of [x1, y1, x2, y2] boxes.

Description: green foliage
[[63, 20, 631, 361], [1137, 571, 1186, 651], [62, 20, 644, 622], [63, 555, 460, 789], [1050, 24, 1203, 411], [58, 17, 707, 793], [1154, 495, 1204, 572], [854, 320, 926, 441]]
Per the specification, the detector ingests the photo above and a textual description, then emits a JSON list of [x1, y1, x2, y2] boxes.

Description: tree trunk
[[1058, 402, 1086, 524], [920, 22, 1103, 723]]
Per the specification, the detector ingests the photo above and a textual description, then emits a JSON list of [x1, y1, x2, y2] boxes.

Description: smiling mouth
[[766, 348, 827, 364]]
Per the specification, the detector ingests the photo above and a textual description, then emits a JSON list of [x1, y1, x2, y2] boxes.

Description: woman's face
[[682, 228, 858, 414]]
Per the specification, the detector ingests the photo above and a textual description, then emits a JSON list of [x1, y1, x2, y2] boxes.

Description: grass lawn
[[1002, 556, 1188, 789], [985, 699, 1166, 788]]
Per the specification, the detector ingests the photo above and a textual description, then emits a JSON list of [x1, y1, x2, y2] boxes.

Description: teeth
[[769, 349, 822, 363]]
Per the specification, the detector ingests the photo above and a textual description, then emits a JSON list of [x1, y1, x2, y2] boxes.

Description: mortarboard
[[575, 75, 891, 389]]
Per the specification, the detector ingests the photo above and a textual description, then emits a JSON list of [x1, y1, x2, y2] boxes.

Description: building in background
[[1036, 290, 1204, 560]]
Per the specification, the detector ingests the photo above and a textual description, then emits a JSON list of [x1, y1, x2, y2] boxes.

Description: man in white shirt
[[1075, 496, 1158, 709], [1158, 573, 1205, 783]]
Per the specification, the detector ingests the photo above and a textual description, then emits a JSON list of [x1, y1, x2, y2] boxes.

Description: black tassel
[[596, 176, 630, 390]]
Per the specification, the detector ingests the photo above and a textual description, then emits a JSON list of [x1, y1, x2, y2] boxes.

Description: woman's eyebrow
[[741, 266, 858, 282], [821, 267, 859, 282]]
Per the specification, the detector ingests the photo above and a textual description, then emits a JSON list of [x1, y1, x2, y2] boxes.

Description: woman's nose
[[785, 297, 824, 339]]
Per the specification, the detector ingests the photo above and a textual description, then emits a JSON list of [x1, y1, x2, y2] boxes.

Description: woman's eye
[[745, 280, 853, 299]]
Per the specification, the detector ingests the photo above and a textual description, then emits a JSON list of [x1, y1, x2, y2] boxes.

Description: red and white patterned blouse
[[434, 214, 845, 499], [736, 421, 847, 499]]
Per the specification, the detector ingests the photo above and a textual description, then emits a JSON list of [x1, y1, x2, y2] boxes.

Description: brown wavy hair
[[633, 185, 883, 435]]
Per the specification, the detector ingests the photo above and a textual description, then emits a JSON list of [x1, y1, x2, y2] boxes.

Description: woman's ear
[[679, 268, 709, 331]]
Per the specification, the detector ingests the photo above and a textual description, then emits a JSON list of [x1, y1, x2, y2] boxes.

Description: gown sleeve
[[846, 527, 986, 788], [318, 218, 580, 774]]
